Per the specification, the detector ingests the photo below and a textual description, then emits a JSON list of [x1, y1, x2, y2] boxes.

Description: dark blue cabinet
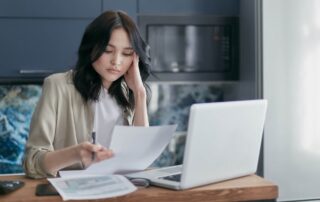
[[0, 19, 92, 79], [138, 0, 239, 15], [103, 0, 138, 22], [0, 0, 240, 82], [137, 0, 239, 81], [0, 0, 100, 82], [0, 0, 100, 18]]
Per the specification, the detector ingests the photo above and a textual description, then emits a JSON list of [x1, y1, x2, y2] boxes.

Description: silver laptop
[[126, 100, 268, 190]]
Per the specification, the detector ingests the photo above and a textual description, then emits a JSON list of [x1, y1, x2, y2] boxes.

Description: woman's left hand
[[124, 53, 149, 126], [124, 53, 145, 95]]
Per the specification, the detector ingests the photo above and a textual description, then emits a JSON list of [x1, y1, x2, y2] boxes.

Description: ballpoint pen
[[91, 131, 96, 161]]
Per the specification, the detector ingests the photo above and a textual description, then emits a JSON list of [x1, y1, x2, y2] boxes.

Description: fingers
[[88, 144, 113, 157], [130, 52, 139, 72], [125, 53, 137, 78], [94, 149, 113, 162], [78, 142, 113, 166], [133, 52, 139, 65], [81, 141, 105, 152], [91, 144, 103, 152]]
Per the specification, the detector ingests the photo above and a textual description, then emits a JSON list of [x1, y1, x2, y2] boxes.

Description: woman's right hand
[[76, 141, 113, 168]]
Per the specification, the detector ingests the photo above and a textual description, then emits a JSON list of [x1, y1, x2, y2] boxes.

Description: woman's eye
[[123, 51, 134, 56], [105, 49, 113, 53]]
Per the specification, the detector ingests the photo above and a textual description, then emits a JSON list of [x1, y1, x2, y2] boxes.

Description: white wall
[[263, 0, 320, 201]]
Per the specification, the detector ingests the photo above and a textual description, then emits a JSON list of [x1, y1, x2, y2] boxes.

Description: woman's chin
[[102, 75, 122, 84]]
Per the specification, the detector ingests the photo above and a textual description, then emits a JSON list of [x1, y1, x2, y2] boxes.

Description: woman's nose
[[111, 53, 122, 67]]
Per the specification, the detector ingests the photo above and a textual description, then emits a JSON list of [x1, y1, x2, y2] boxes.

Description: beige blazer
[[23, 71, 132, 179]]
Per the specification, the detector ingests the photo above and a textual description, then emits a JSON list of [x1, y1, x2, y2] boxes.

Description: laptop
[[125, 99, 268, 190]]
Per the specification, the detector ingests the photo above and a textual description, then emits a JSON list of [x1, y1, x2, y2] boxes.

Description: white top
[[92, 88, 123, 148]]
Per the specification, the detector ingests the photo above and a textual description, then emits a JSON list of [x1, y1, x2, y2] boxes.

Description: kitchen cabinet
[[0, 19, 91, 80], [0, 0, 100, 18], [0, 0, 240, 82], [103, 0, 138, 22], [0, 0, 100, 82], [138, 0, 239, 15], [137, 0, 239, 82]]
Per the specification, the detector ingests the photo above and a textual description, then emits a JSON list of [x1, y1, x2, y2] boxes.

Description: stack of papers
[[51, 125, 177, 200], [48, 175, 136, 201], [60, 125, 177, 177]]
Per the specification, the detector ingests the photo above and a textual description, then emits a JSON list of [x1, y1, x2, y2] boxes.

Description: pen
[[91, 131, 96, 161]]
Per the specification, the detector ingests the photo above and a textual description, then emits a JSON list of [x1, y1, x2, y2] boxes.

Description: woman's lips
[[106, 69, 120, 74]]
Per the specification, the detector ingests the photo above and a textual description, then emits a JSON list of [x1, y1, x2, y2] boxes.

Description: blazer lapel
[[72, 93, 94, 143]]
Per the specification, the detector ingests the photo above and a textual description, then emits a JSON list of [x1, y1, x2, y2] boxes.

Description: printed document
[[48, 175, 136, 201], [59, 125, 177, 177]]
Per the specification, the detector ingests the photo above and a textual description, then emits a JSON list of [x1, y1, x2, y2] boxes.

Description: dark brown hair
[[72, 10, 151, 112]]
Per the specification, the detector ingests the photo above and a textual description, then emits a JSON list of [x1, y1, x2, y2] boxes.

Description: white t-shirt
[[92, 88, 123, 148]]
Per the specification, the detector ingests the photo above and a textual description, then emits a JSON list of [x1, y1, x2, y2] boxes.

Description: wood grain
[[0, 174, 278, 202]]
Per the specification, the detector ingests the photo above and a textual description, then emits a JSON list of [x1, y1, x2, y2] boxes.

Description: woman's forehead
[[107, 28, 132, 49]]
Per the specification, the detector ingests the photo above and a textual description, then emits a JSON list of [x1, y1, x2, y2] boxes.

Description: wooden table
[[0, 174, 278, 202]]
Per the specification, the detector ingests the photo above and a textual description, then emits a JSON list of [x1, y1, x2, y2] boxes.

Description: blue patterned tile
[[149, 83, 223, 167], [0, 85, 41, 174]]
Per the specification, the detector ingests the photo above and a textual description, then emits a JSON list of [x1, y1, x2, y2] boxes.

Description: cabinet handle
[[19, 70, 54, 74]]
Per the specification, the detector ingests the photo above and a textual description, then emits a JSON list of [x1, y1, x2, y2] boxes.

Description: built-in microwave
[[138, 15, 239, 81]]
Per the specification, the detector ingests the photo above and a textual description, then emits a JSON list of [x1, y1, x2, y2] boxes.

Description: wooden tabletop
[[0, 174, 278, 202]]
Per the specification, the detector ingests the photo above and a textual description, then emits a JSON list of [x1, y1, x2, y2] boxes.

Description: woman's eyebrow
[[107, 44, 133, 50]]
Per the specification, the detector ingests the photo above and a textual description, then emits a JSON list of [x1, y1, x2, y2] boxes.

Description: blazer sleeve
[[23, 76, 59, 178]]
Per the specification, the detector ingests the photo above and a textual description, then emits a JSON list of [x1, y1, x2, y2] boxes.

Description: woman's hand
[[76, 141, 113, 168], [123, 53, 149, 126], [42, 142, 113, 176], [124, 53, 146, 95]]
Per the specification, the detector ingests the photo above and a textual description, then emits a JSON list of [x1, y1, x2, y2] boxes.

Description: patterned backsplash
[[0, 83, 223, 174], [0, 85, 41, 173]]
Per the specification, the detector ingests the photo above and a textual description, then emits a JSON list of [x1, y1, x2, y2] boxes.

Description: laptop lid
[[180, 99, 267, 189], [126, 100, 267, 190]]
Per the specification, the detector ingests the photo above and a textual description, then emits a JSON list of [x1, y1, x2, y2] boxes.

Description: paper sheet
[[48, 175, 136, 201], [59, 125, 177, 177]]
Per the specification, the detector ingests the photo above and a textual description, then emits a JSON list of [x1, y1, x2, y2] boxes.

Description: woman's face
[[92, 27, 134, 89]]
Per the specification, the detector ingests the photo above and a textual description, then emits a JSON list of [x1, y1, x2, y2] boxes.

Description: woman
[[23, 10, 151, 178]]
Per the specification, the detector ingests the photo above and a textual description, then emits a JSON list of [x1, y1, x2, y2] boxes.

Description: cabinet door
[[0, 19, 92, 78], [138, 0, 239, 15], [103, 0, 138, 22], [0, 0, 100, 18], [0, 0, 101, 80]]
